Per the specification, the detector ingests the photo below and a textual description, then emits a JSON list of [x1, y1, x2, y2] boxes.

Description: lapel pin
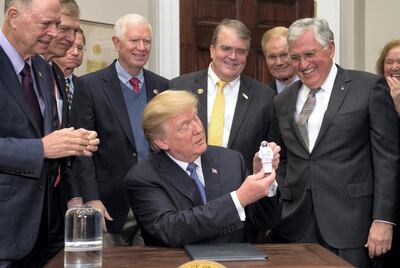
[[153, 89, 159, 95], [341, 86, 344, 90], [242, 93, 248, 100], [197, 88, 204, 95], [211, 168, 218, 174]]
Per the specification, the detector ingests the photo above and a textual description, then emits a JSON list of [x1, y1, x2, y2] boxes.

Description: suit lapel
[[227, 76, 254, 147], [313, 66, 351, 150], [201, 149, 222, 201], [101, 62, 135, 146], [157, 152, 204, 205], [32, 56, 53, 135], [143, 69, 161, 100], [192, 71, 209, 135]]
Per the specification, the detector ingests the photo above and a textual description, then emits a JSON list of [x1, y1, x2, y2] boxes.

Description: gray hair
[[287, 18, 334, 49], [4, 0, 31, 14], [114, 13, 152, 39], [60, 0, 80, 20]]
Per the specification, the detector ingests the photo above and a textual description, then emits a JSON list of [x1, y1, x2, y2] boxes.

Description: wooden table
[[45, 243, 354, 267]]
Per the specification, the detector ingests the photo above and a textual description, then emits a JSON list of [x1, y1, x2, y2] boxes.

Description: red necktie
[[20, 62, 43, 130], [129, 77, 140, 92]]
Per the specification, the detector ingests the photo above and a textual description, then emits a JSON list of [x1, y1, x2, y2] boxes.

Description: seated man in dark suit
[[124, 90, 281, 247]]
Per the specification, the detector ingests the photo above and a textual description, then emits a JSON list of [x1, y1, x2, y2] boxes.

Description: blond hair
[[143, 90, 198, 151], [261, 26, 288, 56]]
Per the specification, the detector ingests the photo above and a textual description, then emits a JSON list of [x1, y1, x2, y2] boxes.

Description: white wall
[[364, 0, 400, 73]]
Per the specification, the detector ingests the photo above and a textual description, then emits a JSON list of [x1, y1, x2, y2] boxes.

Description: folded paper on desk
[[184, 243, 268, 261]]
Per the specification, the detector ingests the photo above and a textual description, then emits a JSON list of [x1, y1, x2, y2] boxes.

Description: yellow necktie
[[208, 80, 227, 146]]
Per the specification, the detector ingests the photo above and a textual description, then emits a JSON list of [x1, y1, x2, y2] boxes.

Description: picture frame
[[74, 20, 118, 76]]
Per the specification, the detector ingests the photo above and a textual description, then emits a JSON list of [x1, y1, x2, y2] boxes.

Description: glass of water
[[64, 204, 103, 267]]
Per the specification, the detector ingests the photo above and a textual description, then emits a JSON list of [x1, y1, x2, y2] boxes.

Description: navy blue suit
[[0, 48, 56, 260]]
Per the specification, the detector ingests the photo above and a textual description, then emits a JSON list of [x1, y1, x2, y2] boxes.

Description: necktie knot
[[20, 63, 31, 79], [129, 77, 140, 92], [186, 163, 197, 174], [309, 87, 321, 97], [217, 80, 227, 92], [65, 77, 71, 86]]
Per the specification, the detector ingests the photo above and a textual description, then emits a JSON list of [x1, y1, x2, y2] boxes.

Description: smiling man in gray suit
[[170, 19, 277, 173], [273, 18, 399, 267]]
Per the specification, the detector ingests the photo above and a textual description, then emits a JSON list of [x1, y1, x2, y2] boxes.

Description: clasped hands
[[42, 127, 100, 159]]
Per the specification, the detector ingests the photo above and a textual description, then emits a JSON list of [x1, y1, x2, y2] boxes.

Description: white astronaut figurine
[[258, 141, 278, 197]]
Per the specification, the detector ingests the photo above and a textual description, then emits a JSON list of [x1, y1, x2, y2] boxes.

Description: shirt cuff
[[231, 191, 246, 221], [374, 219, 395, 225], [267, 180, 278, 197]]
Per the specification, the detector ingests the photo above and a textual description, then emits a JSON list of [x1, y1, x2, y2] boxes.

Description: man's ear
[[154, 137, 169, 151]]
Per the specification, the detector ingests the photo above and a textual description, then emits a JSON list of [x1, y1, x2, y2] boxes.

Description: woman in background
[[376, 39, 400, 267], [376, 40, 400, 114]]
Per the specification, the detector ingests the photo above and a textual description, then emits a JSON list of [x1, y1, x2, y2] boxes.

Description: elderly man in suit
[[70, 13, 170, 247], [261, 26, 298, 94], [273, 18, 399, 267], [170, 19, 276, 172], [0, 0, 98, 266], [124, 90, 281, 247]]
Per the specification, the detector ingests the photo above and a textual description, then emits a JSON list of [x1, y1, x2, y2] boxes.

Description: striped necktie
[[295, 88, 321, 149], [208, 80, 227, 146]]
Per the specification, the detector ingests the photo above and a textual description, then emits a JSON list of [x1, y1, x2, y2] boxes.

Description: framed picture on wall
[[74, 20, 118, 76]]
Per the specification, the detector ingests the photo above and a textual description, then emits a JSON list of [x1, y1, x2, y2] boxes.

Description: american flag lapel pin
[[211, 168, 218, 174]]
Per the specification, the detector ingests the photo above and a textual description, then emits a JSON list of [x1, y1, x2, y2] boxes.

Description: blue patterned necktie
[[186, 163, 206, 204]]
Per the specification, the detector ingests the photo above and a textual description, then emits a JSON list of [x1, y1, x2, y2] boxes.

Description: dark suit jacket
[[52, 62, 68, 128], [274, 65, 400, 249], [124, 146, 281, 247], [70, 61, 169, 233], [170, 69, 277, 171], [0, 49, 55, 259], [268, 80, 278, 94]]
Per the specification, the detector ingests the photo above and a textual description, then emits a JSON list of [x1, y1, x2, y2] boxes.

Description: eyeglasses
[[266, 53, 289, 62], [70, 44, 86, 53], [217, 45, 248, 57], [289, 50, 318, 64]]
